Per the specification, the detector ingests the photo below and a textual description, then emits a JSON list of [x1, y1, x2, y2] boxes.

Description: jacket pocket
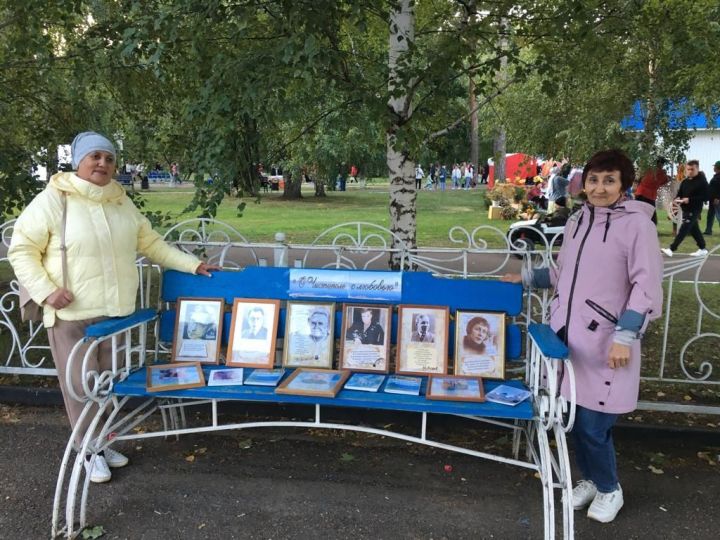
[[581, 300, 617, 333]]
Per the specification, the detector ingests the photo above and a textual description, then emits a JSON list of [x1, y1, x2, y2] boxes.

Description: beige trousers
[[47, 316, 114, 446]]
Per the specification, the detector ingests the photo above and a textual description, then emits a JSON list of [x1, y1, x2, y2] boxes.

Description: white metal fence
[[1, 217, 718, 414]]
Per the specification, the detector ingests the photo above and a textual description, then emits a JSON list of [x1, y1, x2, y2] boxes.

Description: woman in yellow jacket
[[8, 132, 217, 483]]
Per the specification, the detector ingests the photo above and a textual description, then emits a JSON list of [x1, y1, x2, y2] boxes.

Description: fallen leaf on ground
[[238, 439, 252, 449], [340, 453, 355, 462], [185, 454, 195, 463], [648, 465, 664, 474], [81, 525, 105, 539]]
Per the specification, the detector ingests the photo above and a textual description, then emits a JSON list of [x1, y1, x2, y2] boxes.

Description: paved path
[[1, 405, 718, 539]]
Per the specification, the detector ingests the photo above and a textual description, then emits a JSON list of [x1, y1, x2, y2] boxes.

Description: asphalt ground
[[1, 404, 718, 540]]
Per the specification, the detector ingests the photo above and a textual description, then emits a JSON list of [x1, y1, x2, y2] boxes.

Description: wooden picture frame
[[275, 368, 350, 398], [339, 304, 391, 373], [282, 301, 336, 369], [226, 298, 280, 368], [395, 304, 449, 376], [426, 375, 485, 402], [146, 362, 206, 392], [172, 297, 224, 364], [454, 310, 506, 379]]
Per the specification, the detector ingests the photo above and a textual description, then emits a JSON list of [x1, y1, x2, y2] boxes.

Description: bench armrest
[[528, 323, 568, 360], [85, 308, 158, 338]]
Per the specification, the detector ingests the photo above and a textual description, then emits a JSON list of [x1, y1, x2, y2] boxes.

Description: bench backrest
[[159, 268, 524, 361]]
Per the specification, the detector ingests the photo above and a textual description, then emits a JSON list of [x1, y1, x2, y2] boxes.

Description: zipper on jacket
[[603, 214, 611, 242], [563, 206, 595, 343]]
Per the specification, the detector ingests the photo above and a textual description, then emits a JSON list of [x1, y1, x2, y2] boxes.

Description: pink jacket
[[534, 200, 663, 414]]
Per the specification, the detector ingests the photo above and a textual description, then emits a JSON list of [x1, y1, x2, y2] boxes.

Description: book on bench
[[484, 385, 531, 406]]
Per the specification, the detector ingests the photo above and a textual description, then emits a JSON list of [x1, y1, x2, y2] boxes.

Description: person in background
[[451, 163, 461, 189], [438, 164, 447, 191], [661, 159, 709, 257], [464, 163, 473, 190], [634, 157, 670, 224], [415, 164, 424, 190], [502, 149, 663, 524], [8, 131, 218, 484], [703, 160, 720, 235], [547, 163, 570, 213]]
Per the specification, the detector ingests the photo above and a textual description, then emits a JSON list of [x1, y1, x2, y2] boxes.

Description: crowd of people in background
[[415, 161, 490, 191], [521, 155, 720, 258]]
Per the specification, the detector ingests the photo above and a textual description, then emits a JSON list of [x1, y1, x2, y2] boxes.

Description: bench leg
[[536, 425, 556, 539], [553, 424, 574, 539], [52, 398, 114, 538]]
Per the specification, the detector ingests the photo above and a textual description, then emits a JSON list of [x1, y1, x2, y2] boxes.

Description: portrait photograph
[[146, 362, 206, 392], [426, 375, 485, 402], [172, 298, 224, 364], [282, 302, 336, 369], [454, 310, 506, 379], [396, 305, 449, 376], [339, 304, 391, 373], [226, 298, 280, 369], [275, 368, 350, 398]]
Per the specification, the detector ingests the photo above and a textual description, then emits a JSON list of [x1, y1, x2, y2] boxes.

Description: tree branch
[[425, 76, 516, 142]]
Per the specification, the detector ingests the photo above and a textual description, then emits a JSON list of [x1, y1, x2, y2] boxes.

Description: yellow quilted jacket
[[8, 172, 201, 327]]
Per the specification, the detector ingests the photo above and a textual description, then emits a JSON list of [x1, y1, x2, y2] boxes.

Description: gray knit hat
[[71, 131, 116, 169]]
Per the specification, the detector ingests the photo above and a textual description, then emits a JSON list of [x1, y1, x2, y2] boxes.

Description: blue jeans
[[704, 203, 720, 233], [571, 405, 619, 493]]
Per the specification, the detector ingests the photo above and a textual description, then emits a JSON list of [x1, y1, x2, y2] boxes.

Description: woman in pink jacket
[[504, 149, 663, 523]]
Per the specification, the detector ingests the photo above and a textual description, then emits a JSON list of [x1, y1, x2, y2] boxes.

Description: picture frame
[[172, 297, 224, 364], [339, 304, 391, 373], [146, 362, 206, 392], [275, 368, 350, 398], [282, 301, 336, 369], [454, 310, 506, 379], [395, 304, 449, 376], [226, 298, 280, 368], [426, 375, 485, 402]]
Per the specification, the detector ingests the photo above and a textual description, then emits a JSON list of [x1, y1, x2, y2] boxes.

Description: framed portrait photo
[[226, 299, 280, 368], [426, 375, 485, 402], [282, 302, 336, 369], [146, 362, 206, 392], [172, 298, 224, 364], [454, 310, 506, 379], [275, 368, 350, 398], [339, 304, 391, 373], [396, 305, 449, 376]]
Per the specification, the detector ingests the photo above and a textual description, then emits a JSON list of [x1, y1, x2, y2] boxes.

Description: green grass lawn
[[136, 184, 720, 252]]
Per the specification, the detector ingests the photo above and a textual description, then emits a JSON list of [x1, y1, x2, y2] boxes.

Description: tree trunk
[[493, 127, 506, 183], [493, 17, 508, 184], [387, 0, 416, 270], [314, 175, 327, 197], [282, 170, 302, 199], [469, 77, 479, 185]]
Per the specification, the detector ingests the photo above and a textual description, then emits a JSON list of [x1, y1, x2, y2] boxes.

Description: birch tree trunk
[[387, 0, 416, 270]]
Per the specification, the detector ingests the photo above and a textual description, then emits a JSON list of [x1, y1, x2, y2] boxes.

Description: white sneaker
[[103, 447, 129, 468], [661, 248, 674, 257], [587, 486, 624, 523], [572, 479, 597, 510], [84, 455, 112, 483], [690, 249, 709, 257]]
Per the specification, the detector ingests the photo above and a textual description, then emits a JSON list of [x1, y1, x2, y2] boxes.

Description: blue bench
[[52, 267, 575, 539]]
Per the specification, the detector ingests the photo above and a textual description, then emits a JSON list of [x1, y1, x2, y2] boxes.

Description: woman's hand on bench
[[195, 262, 222, 277], [501, 273, 522, 284]]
